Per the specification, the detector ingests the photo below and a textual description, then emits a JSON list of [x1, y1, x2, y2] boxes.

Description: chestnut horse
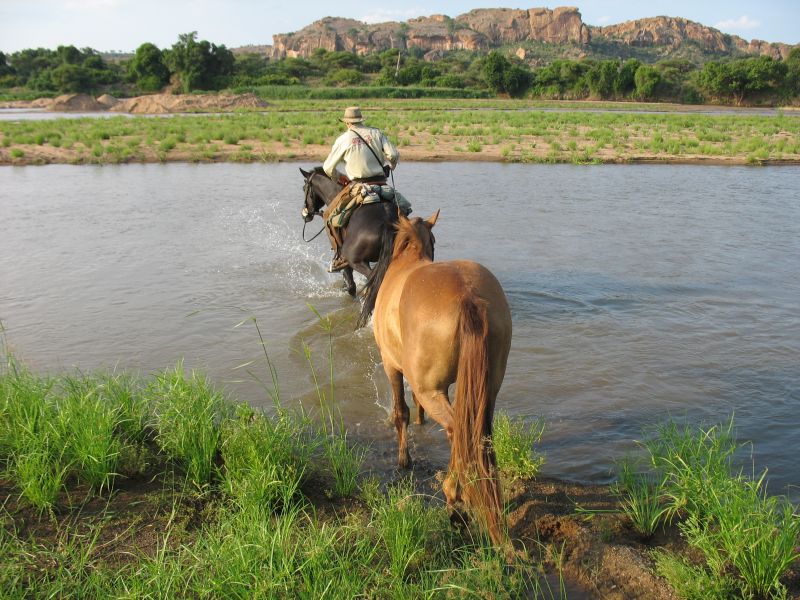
[[360, 211, 512, 545]]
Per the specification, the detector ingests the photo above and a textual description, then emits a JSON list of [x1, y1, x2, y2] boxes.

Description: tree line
[[1, 32, 799, 105]]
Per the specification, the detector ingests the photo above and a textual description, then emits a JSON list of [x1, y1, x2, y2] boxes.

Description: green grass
[[612, 460, 670, 539], [493, 412, 545, 481], [147, 363, 228, 490], [0, 360, 553, 598], [0, 334, 556, 598], [220, 406, 313, 512], [625, 419, 800, 599], [2, 100, 798, 165]]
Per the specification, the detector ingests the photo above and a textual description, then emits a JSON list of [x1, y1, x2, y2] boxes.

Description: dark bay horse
[[360, 211, 513, 546], [300, 167, 397, 296]]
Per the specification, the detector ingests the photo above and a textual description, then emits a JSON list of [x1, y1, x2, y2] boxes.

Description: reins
[[302, 219, 326, 242]]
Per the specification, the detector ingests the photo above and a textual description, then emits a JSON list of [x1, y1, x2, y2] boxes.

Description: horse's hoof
[[449, 508, 469, 530], [398, 453, 412, 470]]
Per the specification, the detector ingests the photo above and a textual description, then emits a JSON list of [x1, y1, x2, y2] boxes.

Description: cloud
[[595, 15, 612, 25], [714, 15, 761, 32], [359, 8, 425, 24]]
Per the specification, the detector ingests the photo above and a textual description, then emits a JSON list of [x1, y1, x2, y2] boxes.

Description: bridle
[[301, 171, 327, 242]]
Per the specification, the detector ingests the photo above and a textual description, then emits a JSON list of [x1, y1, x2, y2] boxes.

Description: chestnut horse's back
[[398, 260, 511, 396]]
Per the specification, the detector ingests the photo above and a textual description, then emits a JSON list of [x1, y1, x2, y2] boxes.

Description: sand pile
[[48, 94, 105, 112], [96, 94, 119, 108], [110, 93, 268, 114]]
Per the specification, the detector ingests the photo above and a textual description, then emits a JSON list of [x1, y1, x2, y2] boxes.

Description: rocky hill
[[266, 6, 794, 63]]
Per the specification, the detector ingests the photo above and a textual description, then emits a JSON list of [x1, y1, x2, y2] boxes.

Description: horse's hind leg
[[341, 267, 356, 297], [385, 366, 411, 469], [349, 260, 371, 279], [412, 391, 425, 425]]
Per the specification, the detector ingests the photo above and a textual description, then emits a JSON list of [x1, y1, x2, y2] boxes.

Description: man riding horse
[[322, 106, 404, 273]]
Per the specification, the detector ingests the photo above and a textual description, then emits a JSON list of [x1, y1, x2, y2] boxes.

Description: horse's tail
[[357, 208, 398, 329], [451, 294, 505, 545]]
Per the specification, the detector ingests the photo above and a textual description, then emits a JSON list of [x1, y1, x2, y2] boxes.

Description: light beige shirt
[[323, 125, 400, 180]]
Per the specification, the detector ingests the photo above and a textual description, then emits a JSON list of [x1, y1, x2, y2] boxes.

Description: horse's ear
[[425, 209, 440, 229], [300, 167, 311, 177]]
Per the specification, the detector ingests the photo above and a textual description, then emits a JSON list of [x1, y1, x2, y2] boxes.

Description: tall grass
[[636, 419, 800, 599], [493, 412, 545, 481], [147, 363, 228, 489], [612, 460, 670, 539], [57, 375, 122, 491], [220, 406, 314, 513], [0, 347, 565, 598]]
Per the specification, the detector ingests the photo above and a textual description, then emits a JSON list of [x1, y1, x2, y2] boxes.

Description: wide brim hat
[[341, 106, 364, 123]]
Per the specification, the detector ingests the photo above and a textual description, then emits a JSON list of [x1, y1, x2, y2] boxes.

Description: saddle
[[327, 183, 411, 229]]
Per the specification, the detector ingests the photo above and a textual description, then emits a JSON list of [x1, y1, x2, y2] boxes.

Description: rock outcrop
[[593, 16, 793, 60], [271, 7, 590, 59], [268, 6, 795, 62]]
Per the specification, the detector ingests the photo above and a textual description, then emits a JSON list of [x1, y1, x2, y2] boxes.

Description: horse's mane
[[357, 214, 425, 329], [391, 216, 425, 259]]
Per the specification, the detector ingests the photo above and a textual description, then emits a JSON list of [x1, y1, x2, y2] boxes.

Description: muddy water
[[1, 162, 798, 497]]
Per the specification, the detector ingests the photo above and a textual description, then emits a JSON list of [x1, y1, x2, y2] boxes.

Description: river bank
[[2, 361, 798, 599], [2, 98, 799, 166]]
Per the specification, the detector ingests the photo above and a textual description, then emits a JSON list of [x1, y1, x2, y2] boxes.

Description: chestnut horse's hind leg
[[411, 391, 425, 425], [385, 366, 411, 469]]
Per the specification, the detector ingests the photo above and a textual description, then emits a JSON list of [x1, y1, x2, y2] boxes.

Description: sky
[[0, 0, 797, 54]]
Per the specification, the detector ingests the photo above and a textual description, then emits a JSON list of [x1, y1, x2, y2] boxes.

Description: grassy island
[[2, 99, 800, 166]]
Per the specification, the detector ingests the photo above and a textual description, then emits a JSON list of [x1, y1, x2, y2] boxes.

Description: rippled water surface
[[1, 162, 798, 495]]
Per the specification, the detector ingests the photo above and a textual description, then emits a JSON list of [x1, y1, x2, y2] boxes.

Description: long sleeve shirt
[[323, 125, 400, 180]]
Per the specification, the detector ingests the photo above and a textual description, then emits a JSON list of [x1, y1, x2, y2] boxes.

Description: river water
[[1, 162, 798, 496]]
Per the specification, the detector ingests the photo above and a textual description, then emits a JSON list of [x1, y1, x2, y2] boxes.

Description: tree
[[0, 52, 14, 77], [482, 51, 510, 93], [129, 43, 169, 91], [697, 57, 785, 105], [584, 60, 618, 98], [615, 59, 641, 97], [503, 64, 532, 98], [634, 65, 661, 100], [785, 47, 800, 96], [164, 32, 235, 92]]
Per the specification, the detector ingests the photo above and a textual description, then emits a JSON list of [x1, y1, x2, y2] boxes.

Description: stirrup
[[328, 256, 349, 273]]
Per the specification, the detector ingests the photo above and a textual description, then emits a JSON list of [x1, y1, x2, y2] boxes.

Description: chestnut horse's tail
[[451, 294, 505, 545]]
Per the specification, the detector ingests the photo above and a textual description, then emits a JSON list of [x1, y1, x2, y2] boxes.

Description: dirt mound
[[96, 94, 119, 108], [110, 96, 170, 114], [109, 93, 268, 114], [48, 93, 106, 112]]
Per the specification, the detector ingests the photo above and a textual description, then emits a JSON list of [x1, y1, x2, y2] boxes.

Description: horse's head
[[395, 210, 439, 261], [300, 167, 325, 223]]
